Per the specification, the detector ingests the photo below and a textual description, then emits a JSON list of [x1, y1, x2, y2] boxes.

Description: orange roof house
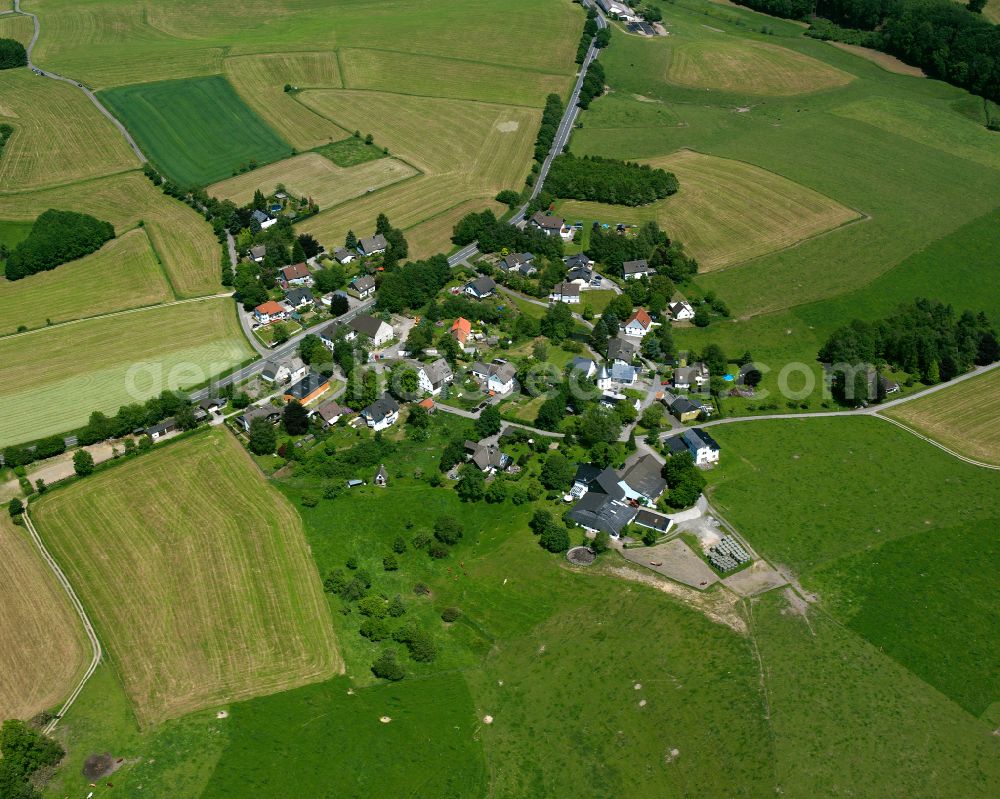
[[253, 300, 287, 323], [450, 317, 471, 343]]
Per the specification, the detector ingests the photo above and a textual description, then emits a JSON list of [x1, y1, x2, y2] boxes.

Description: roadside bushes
[[578, 60, 605, 109], [546, 153, 679, 206], [4, 209, 115, 280], [534, 93, 564, 161]]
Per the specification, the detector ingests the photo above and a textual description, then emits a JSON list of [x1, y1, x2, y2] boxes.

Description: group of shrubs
[[546, 153, 679, 206], [4, 209, 115, 281]]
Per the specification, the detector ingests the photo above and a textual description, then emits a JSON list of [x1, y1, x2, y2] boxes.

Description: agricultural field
[[207, 151, 417, 209], [99, 76, 292, 187], [402, 198, 505, 260], [706, 417, 1000, 722], [0, 69, 139, 191], [570, 0, 1000, 381], [33, 429, 341, 726], [884, 368, 1000, 466], [0, 298, 252, 446], [0, 515, 88, 722], [297, 90, 538, 247], [0, 228, 172, 334], [222, 52, 346, 150], [0, 11, 34, 45], [556, 150, 860, 271]]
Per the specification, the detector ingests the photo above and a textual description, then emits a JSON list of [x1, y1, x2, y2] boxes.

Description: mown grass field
[[707, 416, 1000, 723], [207, 151, 417, 209], [571, 0, 1000, 384], [0, 228, 171, 334], [34, 429, 341, 726], [0, 11, 34, 45], [884, 368, 1000, 466], [0, 172, 222, 297], [99, 76, 291, 187], [556, 149, 859, 271], [297, 90, 537, 246], [0, 298, 251, 446], [222, 52, 346, 150], [0, 515, 88, 722], [0, 69, 139, 191]]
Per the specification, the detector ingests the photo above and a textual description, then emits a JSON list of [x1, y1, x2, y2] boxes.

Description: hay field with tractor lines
[[556, 150, 860, 271], [884, 368, 1000, 466], [207, 151, 418, 209], [0, 69, 139, 191], [0, 298, 252, 446], [0, 11, 34, 46], [33, 429, 341, 725], [0, 515, 88, 722], [0, 228, 172, 334]]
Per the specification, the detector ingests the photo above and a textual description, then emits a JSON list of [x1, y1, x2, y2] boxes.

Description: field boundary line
[[871, 413, 1000, 470], [22, 509, 102, 735], [298, 83, 548, 113], [0, 292, 233, 341], [0, 166, 142, 197], [338, 44, 576, 79], [137, 224, 180, 300]]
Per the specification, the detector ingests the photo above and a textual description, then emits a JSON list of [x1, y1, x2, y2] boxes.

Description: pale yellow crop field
[[207, 151, 417, 209], [557, 150, 860, 271], [34, 429, 341, 725], [0, 515, 88, 722], [0, 228, 171, 334]]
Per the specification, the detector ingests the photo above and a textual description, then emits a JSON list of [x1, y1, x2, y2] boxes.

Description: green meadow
[[99, 76, 292, 187], [570, 0, 1000, 379]]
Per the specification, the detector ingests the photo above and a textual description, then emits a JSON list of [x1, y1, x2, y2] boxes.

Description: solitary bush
[[428, 542, 449, 559], [392, 535, 407, 553], [411, 533, 431, 550], [388, 595, 406, 617], [441, 607, 461, 623], [434, 515, 464, 545], [371, 648, 404, 681], [357, 596, 387, 618], [382, 554, 399, 571], [359, 617, 390, 641]]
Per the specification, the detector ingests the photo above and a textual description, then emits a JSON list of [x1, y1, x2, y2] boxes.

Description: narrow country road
[[14, 0, 147, 162], [22, 510, 102, 736]]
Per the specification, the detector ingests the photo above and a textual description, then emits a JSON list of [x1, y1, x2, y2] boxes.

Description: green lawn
[[313, 137, 387, 167], [0, 219, 32, 276], [99, 76, 292, 186]]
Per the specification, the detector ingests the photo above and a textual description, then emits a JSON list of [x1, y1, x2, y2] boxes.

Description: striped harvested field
[[0, 12, 34, 46], [0, 298, 252, 446], [223, 52, 346, 150], [0, 69, 139, 191], [0, 172, 222, 297], [339, 48, 570, 107], [885, 369, 1000, 466], [0, 228, 172, 334], [207, 152, 417, 209], [403, 198, 505, 260], [667, 37, 853, 96], [33, 429, 341, 725], [0, 515, 88, 722], [556, 150, 860, 271], [296, 90, 536, 249]]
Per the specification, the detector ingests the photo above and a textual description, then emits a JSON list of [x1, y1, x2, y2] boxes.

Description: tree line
[[534, 93, 565, 164], [546, 153, 679, 206], [819, 297, 999, 387], [735, 0, 1000, 103], [578, 59, 606, 109], [4, 209, 115, 280]]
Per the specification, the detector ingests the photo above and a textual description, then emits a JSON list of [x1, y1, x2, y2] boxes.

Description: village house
[[499, 252, 537, 276], [529, 211, 573, 240], [600, 391, 642, 414], [566, 465, 638, 538], [357, 233, 388, 257], [607, 336, 639, 365], [283, 372, 330, 405], [348, 313, 394, 347], [622, 259, 655, 280], [597, 362, 640, 390], [236, 404, 281, 432], [249, 244, 266, 263], [470, 360, 517, 395], [374, 464, 389, 487], [349, 274, 376, 299], [334, 247, 356, 265], [621, 308, 654, 338], [465, 275, 497, 299], [681, 427, 721, 466], [673, 362, 710, 392], [669, 300, 695, 321], [252, 209, 277, 230], [617, 453, 667, 504], [198, 397, 224, 416], [280, 262, 313, 287], [450, 317, 472, 345], [411, 358, 454, 396], [549, 281, 581, 304], [261, 356, 307, 384], [464, 439, 511, 474], [564, 253, 594, 271], [566, 264, 603, 288], [570, 357, 598, 379], [283, 287, 314, 311], [312, 399, 352, 428], [146, 417, 177, 440], [361, 393, 400, 431], [661, 390, 702, 423], [253, 300, 288, 325]]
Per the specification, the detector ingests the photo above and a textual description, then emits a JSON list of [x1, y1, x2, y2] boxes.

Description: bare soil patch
[[828, 42, 925, 77]]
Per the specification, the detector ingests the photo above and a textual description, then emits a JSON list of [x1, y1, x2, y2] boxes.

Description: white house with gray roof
[[357, 233, 388, 257]]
